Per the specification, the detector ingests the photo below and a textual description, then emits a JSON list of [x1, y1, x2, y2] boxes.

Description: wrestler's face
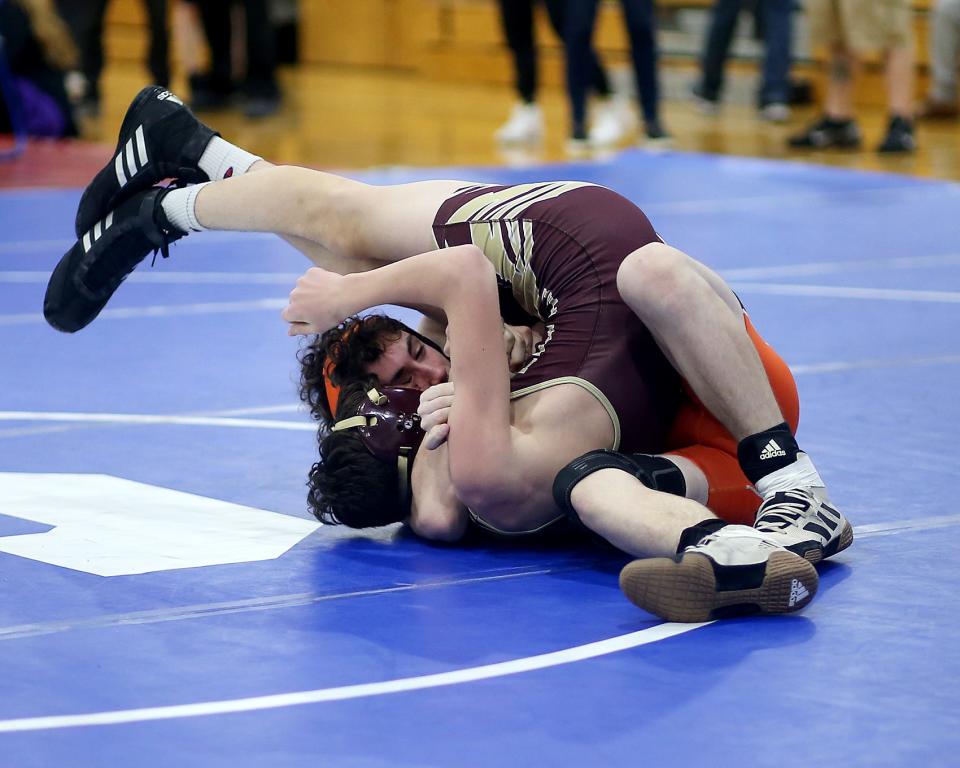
[[365, 331, 449, 391]]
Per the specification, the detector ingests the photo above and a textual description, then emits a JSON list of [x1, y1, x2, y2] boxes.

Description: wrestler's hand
[[418, 382, 455, 450], [503, 322, 545, 372], [282, 267, 349, 336]]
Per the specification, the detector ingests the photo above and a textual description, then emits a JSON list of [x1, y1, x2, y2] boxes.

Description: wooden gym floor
[[73, 62, 960, 183]]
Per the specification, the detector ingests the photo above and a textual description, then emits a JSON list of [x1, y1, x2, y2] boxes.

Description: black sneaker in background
[[75, 86, 218, 238], [788, 116, 862, 149], [47, 188, 184, 333], [877, 115, 916, 153]]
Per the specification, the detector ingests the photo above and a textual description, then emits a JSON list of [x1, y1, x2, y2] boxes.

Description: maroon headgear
[[331, 386, 426, 504]]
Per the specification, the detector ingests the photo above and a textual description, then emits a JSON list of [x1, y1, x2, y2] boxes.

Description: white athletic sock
[[754, 453, 825, 498], [198, 136, 261, 180], [161, 183, 210, 234]]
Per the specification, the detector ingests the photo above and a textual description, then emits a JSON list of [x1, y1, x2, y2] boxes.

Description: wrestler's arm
[[406, 441, 469, 542], [284, 245, 526, 506]]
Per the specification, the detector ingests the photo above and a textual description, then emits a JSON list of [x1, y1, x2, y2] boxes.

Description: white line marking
[[721, 253, 960, 281], [732, 282, 960, 303], [854, 513, 960, 537], [0, 567, 565, 640], [0, 412, 314, 431], [0, 271, 302, 285], [0, 622, 710, 733], [791, 354, 960, 375], [0, 231, 275, 255], [642, 182, 960, 216], [0, 511, 954, 732], [0, 298, 287, 326]]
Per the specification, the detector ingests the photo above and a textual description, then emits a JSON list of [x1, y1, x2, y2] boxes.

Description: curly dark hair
[[306, 383, 408, 528], [297, 314, 407, 429]]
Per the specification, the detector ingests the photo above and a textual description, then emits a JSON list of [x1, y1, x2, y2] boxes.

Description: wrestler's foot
[[753, 488, 853, 565], [46, 187, 182, 333], [75, 85, 217, 237], [619, 525, 818, 623]]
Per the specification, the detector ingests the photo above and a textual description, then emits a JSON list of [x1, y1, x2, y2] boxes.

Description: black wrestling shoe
[[619, 525, 819, 622], [46, 187, 183, 333], [75, 86, 217, 238]]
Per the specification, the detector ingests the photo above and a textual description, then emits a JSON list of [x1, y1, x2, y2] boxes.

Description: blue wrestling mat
[[1, 150, 958, 767]]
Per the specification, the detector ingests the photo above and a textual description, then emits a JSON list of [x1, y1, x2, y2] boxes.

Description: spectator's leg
[[619, 0, 662, 129], [824, 44, 858, 119], [698, 0, 742, 102], [497, 0, 537, 103], [544, 0, 611, 96], [195, 0, 233, 93], [757, 0, 793, 107], [563, 0, 601, 140], [241, 0, 280, 115], [929, 0, 960, 103], [143, 0, 170, 87]]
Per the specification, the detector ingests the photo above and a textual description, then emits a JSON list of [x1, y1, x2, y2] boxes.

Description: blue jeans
[[698, 0, 793, 107]]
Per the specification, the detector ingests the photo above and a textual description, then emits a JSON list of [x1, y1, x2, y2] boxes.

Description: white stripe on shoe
[[114, 154, 127, 186], [135, 125, 148, 167], [124, 139, 137, 180]]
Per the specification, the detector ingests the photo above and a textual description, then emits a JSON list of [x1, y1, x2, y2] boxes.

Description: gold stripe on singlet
[[444, 182, 594, 319]]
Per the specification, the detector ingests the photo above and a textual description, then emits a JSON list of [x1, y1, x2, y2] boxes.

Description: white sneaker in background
[[495, 103, 544, 145], [589, 96, 636, 147], [759, 103, 791, 123]]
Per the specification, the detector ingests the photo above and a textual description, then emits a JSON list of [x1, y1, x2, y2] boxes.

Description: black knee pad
[[552, 449, 687, 524]]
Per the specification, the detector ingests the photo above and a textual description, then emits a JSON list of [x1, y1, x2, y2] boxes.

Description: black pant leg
[[242, 0, 278, 97], [497, 0, 537, 103], [563, 0, 601, 135], [544, 0, 609, 97], [143, 0, 170, 86], [619, 0, 660, 124], [195, 0, 232, 87]]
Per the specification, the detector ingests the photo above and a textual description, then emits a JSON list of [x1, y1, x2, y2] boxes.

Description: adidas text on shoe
[[619, 525, 819, 623], [754, 488, 854, 565], [46, 188, 184, 333], [75, 85, 217, 237]]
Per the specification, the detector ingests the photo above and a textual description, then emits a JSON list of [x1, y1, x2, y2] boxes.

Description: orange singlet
[[664, 314, 800, 525]]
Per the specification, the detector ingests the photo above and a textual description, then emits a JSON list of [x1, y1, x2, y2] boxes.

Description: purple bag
[[13, 75, 67, 137]]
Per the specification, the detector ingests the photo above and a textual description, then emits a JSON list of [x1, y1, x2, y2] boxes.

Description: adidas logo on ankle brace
[[759, 439, 787, 461]]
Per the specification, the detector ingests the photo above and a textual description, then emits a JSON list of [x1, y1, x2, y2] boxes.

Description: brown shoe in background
[[917, 97, 959, 119]]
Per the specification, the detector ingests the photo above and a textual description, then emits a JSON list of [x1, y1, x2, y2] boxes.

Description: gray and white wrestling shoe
[[754, 488, 854, 565], [619, 525, 819, 623]]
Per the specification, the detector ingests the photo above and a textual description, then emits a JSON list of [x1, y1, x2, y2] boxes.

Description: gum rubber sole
[[619, 550, 819, 623], [797, 520, 855, 566]]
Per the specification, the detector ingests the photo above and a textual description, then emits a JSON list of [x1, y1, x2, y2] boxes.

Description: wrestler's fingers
[[287, 321, 315, 337], [418, 395, 454, 418], [420, 405, 451, 433], [419, 382, 455, 405], [424, 423, 450, 451]]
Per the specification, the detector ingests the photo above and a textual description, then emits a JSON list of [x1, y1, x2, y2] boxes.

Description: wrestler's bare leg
[[570, 468, 715, 558], [615, 242, 851, 564], [616, 242, 783, 440], [191, 161, 466, 272]]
